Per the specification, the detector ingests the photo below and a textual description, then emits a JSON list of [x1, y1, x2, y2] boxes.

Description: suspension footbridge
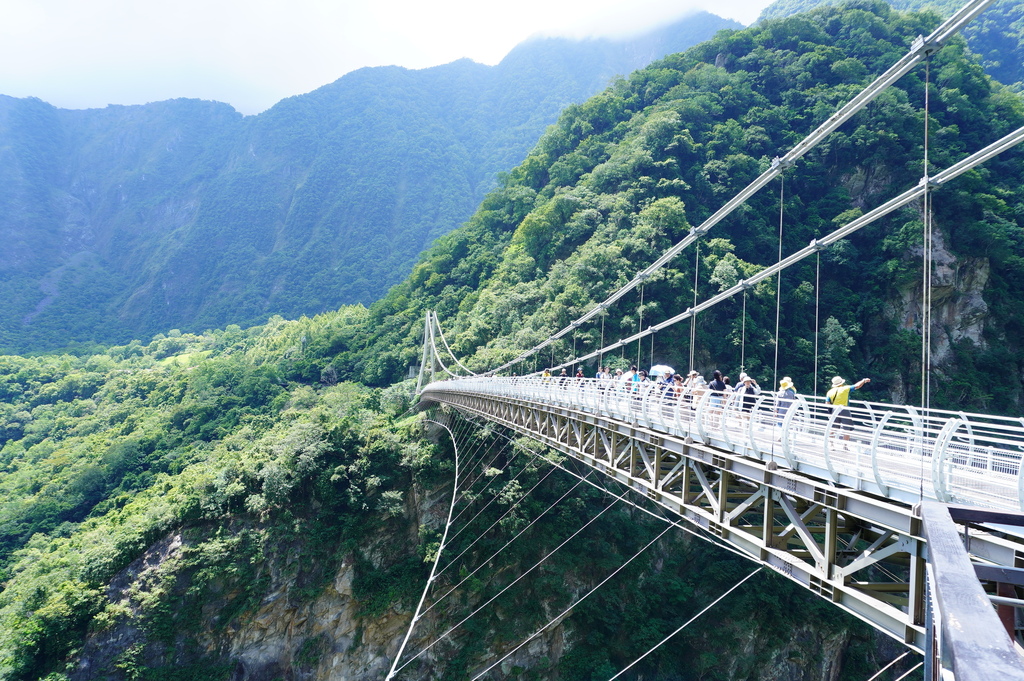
[[403, 0, 1024, 677]]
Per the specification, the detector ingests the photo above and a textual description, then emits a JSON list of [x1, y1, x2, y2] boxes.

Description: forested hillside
[[338, 0, 1024, 413], [0, 314, 902, 680], [0, 11, 737, 355], [759, 0, 1024, 91], [0, 2, 1022, 678]]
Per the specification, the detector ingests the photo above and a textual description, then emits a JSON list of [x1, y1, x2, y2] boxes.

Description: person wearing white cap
[[776, 376, 796, 425], [692, 375, 708, 407], [826, 375, 871, 442], [737, 373, 760, 414], [682, 369, 700, 410]]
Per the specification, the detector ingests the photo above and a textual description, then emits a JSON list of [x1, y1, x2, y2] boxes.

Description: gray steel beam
[[919, 501, 1024, 681], [426, 388, 930, 651]]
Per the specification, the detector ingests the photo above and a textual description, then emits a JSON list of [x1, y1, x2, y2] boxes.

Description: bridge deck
[[438, 377, 1024, 512], [421, 376, 1024, 655]]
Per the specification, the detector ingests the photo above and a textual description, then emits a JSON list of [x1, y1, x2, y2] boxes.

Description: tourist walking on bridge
[[708, 370, 726, 407], [776, 377, 795, 425], [826, 376, 871, 443], [737, 373, 760, 414], [682, 370, 700, 409], [708, 370, 727, 427]]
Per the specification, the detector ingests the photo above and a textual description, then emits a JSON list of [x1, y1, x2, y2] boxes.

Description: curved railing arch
[[422, 376, 1024, 512]]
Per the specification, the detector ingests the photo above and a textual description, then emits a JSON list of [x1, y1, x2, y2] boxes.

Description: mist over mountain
[[0, 11, 739, 354]]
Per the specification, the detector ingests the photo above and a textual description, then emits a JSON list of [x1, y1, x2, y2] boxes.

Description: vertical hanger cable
[[690, 243, 699, 371], [773, 175, 784, 392]]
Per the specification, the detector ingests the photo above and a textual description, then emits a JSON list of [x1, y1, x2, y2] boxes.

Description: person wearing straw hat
[[776, 376, 796, 425], [826, 375, 871, 441]]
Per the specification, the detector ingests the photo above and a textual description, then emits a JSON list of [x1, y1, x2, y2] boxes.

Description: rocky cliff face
[[883, 221, 991, 404], [65, 464, 912, 681]]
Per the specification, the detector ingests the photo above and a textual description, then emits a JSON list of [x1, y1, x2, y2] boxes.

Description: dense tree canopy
[[341, 1, 1024, 413], [760, 0, 1024, 91], [0, 3, 1021, 678], [0, 13, 738, 355]]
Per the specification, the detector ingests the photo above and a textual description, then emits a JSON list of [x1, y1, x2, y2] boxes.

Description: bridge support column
[[824, 507, 838, 580], [763, 490, 777, 551], [717, 470, 732, 530]]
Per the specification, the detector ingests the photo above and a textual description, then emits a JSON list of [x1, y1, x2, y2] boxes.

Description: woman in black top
[[737, 374, 760, 413]]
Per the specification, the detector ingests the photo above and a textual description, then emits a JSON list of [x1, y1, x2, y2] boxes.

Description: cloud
[[0, 0, 771, 115]]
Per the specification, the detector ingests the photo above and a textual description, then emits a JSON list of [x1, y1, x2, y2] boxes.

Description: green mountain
[[0, 12, 738, 355], [342, 0, 1024, 413], [0, 2, 1020, 678], [0, 322, 897, 681], [758, 0, 1024, 90]]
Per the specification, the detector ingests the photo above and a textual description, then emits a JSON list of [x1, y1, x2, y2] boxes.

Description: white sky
[[0, 0, 773, 115]]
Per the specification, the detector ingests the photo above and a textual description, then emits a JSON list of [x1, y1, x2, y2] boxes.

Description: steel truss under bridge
[[419, 377, 1024, 671]]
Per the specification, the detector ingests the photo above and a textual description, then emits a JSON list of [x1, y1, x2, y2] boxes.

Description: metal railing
[[422, 376, 1024, 512]]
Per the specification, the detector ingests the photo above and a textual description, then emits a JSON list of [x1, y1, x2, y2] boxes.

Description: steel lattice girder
[[422, 388, 1024, 653]]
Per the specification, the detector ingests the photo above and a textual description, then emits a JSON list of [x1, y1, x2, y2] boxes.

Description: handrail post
[[1017, 418, 1024, 511], [869, 411, 894, 496], [780, 395, 805, 469], [931, 418, 962, 503], [822, 408, 841, 483]]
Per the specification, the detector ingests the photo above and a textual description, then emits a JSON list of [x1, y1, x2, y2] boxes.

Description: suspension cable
[[455, 426, 529, 502], [690, 242, 699, 371], [469, 525, 674, 681], [446, 445, 533, 540], [428, 318, 463, 378], [433, 311, 478, 376], [892, 662, 924, 681], [457, 412, 754, 562], [861, 651, 911, 681], [918, 54, 935, 501], [740, 290, 748, 373], [773, 174, 784, 392], [637, 283, 645, 368], [572, 331, 577, 372], [814, 252, 821, 397], [921, 54, 933, 411], [444, 424, 499, 517], [535, 123, 1024, 374], [426, 473, 587, 614], [391, 495, 623, 675], [386, 418, 463, 680], [450, 420, 503, 496], [481, 0, 994, 377], [436, 461, 565, 575], [607, 567, 764, 680]]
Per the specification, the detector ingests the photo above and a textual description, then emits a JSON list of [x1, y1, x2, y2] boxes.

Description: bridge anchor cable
[[607, 567, 764, 681], [387, 418, 464, 680]]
